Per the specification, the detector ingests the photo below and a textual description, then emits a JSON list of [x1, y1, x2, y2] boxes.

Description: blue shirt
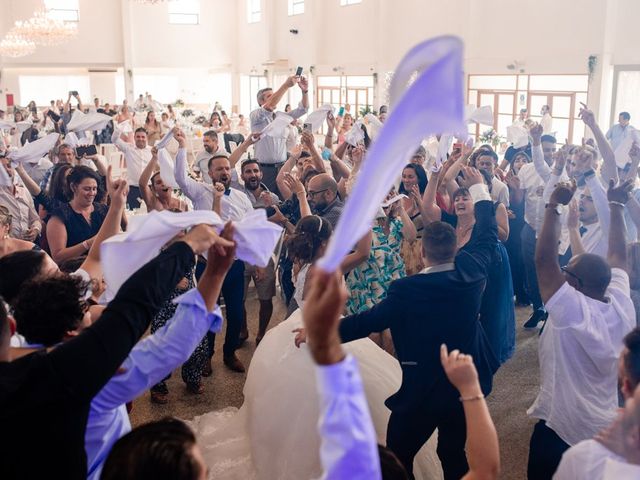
[[85, 288, 223, 480], [316, 354, 382, 479]]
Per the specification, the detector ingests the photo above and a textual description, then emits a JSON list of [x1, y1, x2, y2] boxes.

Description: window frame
[[288, 0, 305, 15], [45, 0, 79, 22], [168, 0, 200, 25], [247, 0, 262, 23], [340, 0, 362, 6]]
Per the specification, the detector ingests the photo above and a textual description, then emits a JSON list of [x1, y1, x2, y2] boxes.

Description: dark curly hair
[[0, 250, 49, 305], [66, 165, 102, 200], [13, 274, 89, 346], [286, 216, 332, 264]]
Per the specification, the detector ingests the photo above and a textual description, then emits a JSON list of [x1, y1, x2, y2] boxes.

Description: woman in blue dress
[[422, 166, 515, 366]]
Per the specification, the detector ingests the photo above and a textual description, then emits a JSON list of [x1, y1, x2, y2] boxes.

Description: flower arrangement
[[181, 109, 194, 118], [479, 128, 504, 149], [174, 99, 185, 107], [193, 115, 208, 125]]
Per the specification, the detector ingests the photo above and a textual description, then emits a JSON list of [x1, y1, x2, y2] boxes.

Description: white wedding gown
[[190, 310, 443, 480]]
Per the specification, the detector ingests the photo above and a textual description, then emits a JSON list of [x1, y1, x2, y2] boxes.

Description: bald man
[[306, 173, 344, 228], [526, 180, 635, 478]]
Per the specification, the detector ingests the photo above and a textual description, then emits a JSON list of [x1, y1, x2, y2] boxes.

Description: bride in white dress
[[191, 310, 442, 480], [190, 216, 442, 479]]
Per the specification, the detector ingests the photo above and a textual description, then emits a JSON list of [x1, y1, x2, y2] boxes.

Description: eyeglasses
[[561, 265, 582, 286], [307, 188, 329, 197]]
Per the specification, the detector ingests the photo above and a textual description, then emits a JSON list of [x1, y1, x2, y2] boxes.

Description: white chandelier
[[0, 30, 36, 58], [13, 9, 77, 47]]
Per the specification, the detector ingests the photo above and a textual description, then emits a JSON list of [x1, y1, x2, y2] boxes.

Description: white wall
[[2, 0, 640, 118]]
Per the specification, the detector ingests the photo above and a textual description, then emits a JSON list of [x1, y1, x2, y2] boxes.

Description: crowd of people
[[1, 70, 640, 480]]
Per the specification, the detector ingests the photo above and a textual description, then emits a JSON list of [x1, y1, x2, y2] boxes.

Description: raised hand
[[505, 170, 521, 190], [350, 144, 365, 166], [151, 146, 158, 158], [301, 130, 315, 148], [567, 199, 579, 230], [182, 224, 234, 255], [578, 102, 596, 127], [440, 344, 482, 397], [205, 222, 236, 276], [259, 191, 274, 207], [607, 178, 635, 205], [298, 76, 309, 92], [283, 172, 305, 195], [172, 127, 186, 147], [529, 123, 543, 143], [549, 180, 577, 206], [326, 112, 336, 131], [213, 181, 225, 199], [296, 268, 348, 365], [110, 179, 129, 209], [460, 166, 483, 187]]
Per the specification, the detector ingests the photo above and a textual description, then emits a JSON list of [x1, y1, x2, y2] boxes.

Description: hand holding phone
[[303, 123, 313, 133], [295, 66, 303, 77]]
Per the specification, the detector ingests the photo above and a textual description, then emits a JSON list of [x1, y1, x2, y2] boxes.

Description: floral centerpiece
[[478, 128, 504, 149]]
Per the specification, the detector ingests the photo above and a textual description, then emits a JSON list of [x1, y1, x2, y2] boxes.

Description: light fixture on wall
[[506, 60, 525, 73], [0, 30, 36, 58], [13, 8, 77, 47]]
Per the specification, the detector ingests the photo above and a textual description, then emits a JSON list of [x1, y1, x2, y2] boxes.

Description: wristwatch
[[545, 203, 561, 215]]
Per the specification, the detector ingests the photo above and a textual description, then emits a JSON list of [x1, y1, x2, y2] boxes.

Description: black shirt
[[52, 202, 108, 247], [0, 242, 195, 479]]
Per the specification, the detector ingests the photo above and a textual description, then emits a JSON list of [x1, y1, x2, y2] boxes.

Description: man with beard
[[306, 173, 344, 229], [112, 127, 152, 208], [174, 128, 253, 373], [193, 131, 228, 185], [238, 158, 280, 345]]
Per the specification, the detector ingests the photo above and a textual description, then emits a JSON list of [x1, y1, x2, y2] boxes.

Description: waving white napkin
[[0, 120, 32, 133], [317, 36, 465, 272], [507, 125, 529, 148], [157, 148, 179, 189], [0, 164, 12, 187], [67, 110, 112, 132], [8, 133, 60, 164], [345, 120, 365, 147], [304, 104, 335, 132], [64, 131, 91, 148], [117, 119, 133, 134], [101, 209, 282, 297], [261, 113, 294, 138], [155, 129, 174, 150], [466, 105, 494, 126]]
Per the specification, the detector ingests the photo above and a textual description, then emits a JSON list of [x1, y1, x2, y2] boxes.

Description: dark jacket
[[339, 199, 499, 414]]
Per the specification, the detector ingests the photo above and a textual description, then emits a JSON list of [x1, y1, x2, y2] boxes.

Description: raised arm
[[324, 113, 336, 150], [580, 103, 618, 185], [276, 152, 299, 200], [530, 123, 552, 182], [535, 182, 576, 303], [138, 147, 159, 211], [86, 154, 108, 178], [607, 179, 635, 271], [420, 169, 443, 224], [173, 128, 206, 203], [495, 202, 510, 242], [301, 130, 327, 174], [585, 171, 611, 234], [441, 345, 500, 480], [328, 153, 351, 182], [340, 231, 372, 275], [566, 199, 586, 257], [15, 163, 42, 197], [297, 269, 382, 480], [80, 176, 128, 279], [228, 133, 260, 169], [262, 76, 298, 112], [110, 127, 130, 152]]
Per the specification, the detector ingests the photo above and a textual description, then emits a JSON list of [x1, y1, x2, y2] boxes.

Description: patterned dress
[[346, 218, 406, 314], [150, 265, 209, 392]]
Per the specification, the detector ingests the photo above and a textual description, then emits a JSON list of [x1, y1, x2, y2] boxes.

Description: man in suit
[[295, 167, 498, 479]]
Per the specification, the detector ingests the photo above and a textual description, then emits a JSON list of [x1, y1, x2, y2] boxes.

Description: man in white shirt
[[173, 128, 253, 373], [111, 127, 152, 208], [554, 328, 640, 479], [519, 125, 558, 328], [527, 180, 635, 479], [250, 74, 309, 196], [474, 148, 510, 207], [192, 130, 228, 185], [606, 112, 635, 151], [541, 105, 553, 135]]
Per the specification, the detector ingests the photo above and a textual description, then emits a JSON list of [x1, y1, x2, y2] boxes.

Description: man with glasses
[[305, 173, 344, 229], [526, 179, 635, 479]]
